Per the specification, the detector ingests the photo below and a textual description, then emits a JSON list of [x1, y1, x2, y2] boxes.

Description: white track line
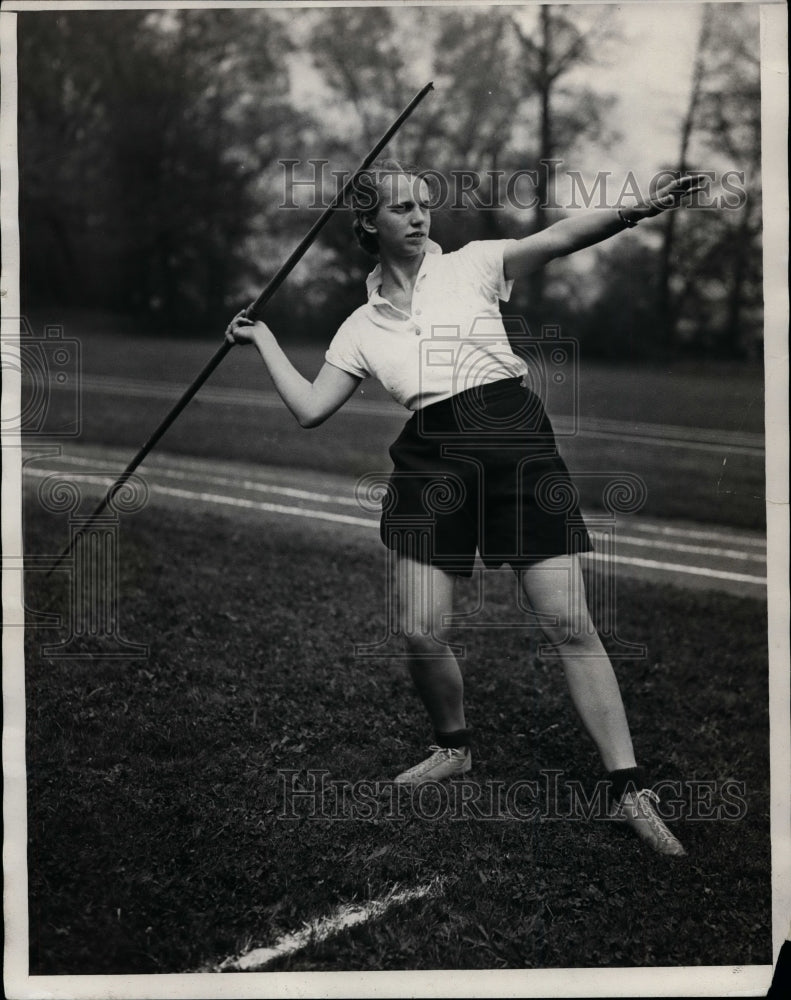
[[624, 521, 766, 548], [23, 470, 377, 528], [587, 530, 764, 562], [214, 880, 441, 972], [25, 456, 766, 560], [151, 483, 377, 527], [23, 468, 767, 587], [36, 451, 362, 506], [582, 551, 765, 586]]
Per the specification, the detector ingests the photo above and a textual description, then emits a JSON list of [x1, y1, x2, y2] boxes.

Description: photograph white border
[[2, 2, 788, 997]]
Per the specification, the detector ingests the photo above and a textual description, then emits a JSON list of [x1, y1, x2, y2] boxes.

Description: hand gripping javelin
[[46, 82, 434, 577]]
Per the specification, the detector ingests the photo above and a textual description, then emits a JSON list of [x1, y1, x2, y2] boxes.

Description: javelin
[[46, 81, 434, 577]]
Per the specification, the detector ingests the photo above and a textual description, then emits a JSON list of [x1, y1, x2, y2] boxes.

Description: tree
[[509, 5, 618, 317], [299, 5, 619, 334], [686, 4, 762, 358], [656, 3, 762, 358], [654, 5, 714, 351], [17, 9, 299, 330]]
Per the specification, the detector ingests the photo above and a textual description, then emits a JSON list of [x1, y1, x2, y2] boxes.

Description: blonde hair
[[350, 158, 423, 257]]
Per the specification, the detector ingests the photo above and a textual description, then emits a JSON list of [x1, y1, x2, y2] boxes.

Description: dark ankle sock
[[434, 728, 471, 749], [608, 766, 647, 802]]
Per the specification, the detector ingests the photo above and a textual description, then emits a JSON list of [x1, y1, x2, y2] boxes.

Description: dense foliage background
[[17, 4, 762, 360]]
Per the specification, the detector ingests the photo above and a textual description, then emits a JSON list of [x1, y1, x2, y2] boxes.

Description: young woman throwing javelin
[[226, 160, 703, 856]]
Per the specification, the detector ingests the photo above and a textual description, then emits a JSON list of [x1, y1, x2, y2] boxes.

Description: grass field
[[24, 494, 771, 975], [16, 309, 772, 978], [22, 311, 767, 531]]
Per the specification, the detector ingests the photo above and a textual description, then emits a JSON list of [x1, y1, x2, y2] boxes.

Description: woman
[[226, 160, 702, 856]]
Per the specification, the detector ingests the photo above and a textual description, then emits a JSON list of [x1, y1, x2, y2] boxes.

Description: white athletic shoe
[[609, 788, 686, 857], [393, 745, 472, 786]]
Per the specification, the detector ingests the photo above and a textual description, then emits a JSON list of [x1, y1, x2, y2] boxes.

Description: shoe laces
[[614, 787, 661, 818], [617, 787, 685, 854], [430, 744, 468, 758], [628, 789, 676, 830], [409, 745, 463, 777]]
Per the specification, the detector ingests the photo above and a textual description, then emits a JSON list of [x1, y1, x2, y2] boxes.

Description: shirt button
[[415, 327, 422, 336], [415, 308, 422, 316]]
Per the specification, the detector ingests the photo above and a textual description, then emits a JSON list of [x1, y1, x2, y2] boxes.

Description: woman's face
[[368, 173, 432, 259]]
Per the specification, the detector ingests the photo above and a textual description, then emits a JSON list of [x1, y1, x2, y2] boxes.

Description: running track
[[20, 443, 766, 599], [18, 371, 767, 596]]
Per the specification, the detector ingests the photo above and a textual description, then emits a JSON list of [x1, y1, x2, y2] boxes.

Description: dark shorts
[[380, 377, 593, 578]]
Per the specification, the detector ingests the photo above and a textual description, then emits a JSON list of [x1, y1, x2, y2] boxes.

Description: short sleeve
[[456, 239, 519, 302], [325, 319, 370, 380]]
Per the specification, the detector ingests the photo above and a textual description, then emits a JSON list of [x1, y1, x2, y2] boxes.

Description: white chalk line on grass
[[586, 530, 763, 562], [23, 469, 374, 527], [30, 453, 767, 557], [40, 451, 362, 507], [152, 483, 377, 527], [580, 551, 766, 586], [624, 520, 766, 548], [22, 469, 767, 585], [213, 879, 443, 972]]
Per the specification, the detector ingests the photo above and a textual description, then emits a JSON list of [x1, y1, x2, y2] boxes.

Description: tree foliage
[[606, 4, 761, 360], [19, 9, 297, 329], [681, 4, 762, 358], [16, 6, 762, 359]]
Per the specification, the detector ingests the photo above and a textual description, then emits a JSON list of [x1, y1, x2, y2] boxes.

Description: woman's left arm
[[503, 173, 706, 280]]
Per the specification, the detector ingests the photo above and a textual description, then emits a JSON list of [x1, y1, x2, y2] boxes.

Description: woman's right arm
[[225, 313, 362, 428]]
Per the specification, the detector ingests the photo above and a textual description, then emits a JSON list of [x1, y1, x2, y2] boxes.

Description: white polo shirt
[[325, 239, 528, 410]]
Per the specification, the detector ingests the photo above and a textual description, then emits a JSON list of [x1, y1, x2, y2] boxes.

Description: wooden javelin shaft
[[47, 81, 434, 576]]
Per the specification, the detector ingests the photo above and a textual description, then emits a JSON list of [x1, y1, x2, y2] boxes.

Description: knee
[[400, 625, 451, 657], [539, 606, 597, 648]]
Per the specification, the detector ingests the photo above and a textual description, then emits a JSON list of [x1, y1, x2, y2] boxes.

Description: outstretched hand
[[640, 173, 708, 217]]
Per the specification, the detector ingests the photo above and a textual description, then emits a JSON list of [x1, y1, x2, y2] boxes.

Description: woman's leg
[[395, 555, 465, 733], [517, 553, 685, 855], [516, 554, 636, 772], [391, 556, 472, 785]]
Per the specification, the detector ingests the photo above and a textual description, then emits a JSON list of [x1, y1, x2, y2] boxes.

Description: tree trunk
[[723, 210, 753, 357], [527, 6, 552, 318], [657, 6, 712, 354]]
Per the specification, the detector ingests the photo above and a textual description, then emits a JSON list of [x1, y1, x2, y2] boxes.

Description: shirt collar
[[365, 238, 442, 299]]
